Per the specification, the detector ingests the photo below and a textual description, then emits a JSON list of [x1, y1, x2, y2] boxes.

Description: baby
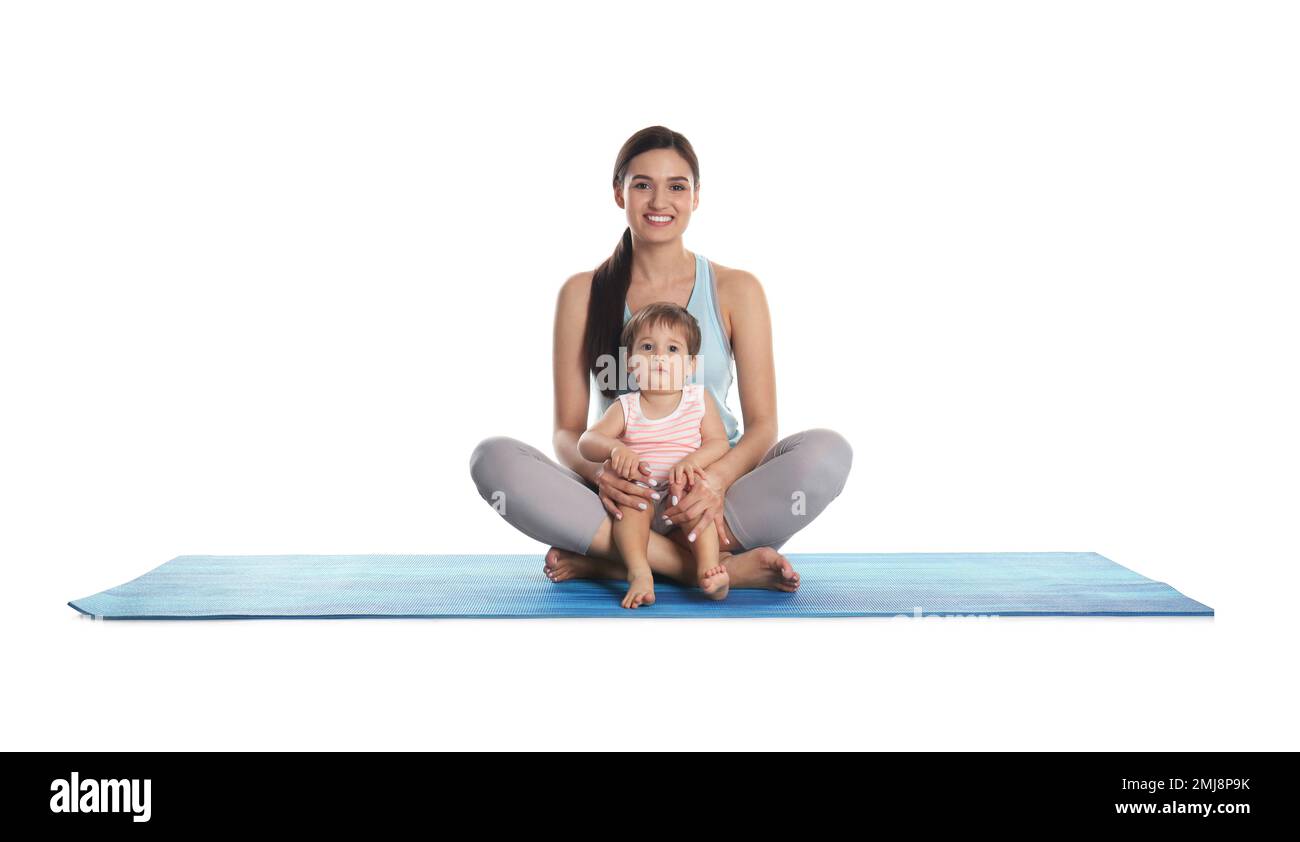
[[578, 301, 732, 609]]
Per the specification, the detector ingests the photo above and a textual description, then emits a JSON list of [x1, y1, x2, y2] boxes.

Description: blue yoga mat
[[67, 552, 1212, 619]]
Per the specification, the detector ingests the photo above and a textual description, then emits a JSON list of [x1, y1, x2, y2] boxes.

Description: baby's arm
[[578, 401, 627, 463], [579, 401, 648, 481], [669, 390, 731, 487]]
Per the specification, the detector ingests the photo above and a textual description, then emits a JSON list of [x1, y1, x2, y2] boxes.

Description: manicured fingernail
[[638, 502, 647, 510], [671, 496, 678, 505], [652, 492, 660, 500], [662, 515, 670, 522], [688, 532, 695, 542], [649, 478, 657, 486]]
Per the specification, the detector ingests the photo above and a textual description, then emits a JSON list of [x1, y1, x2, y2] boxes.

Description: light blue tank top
[[593, 252, 741, 448]]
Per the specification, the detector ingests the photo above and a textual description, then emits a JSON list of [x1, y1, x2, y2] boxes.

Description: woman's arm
[[552, 272, 605, 485], [659, 269, 780, 545], [551, 272, 657, 521], [700, 270, 779, 490]]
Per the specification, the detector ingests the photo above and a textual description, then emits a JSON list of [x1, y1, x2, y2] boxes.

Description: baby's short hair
[[620, 301, 702, 358]]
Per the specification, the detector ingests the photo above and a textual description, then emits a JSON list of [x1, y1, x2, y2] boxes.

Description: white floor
[[6, 549, 1287, 751]]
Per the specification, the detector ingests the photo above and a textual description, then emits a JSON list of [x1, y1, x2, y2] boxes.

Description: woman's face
[[616, 148, 698, 238], [628, 320, 696, 392]]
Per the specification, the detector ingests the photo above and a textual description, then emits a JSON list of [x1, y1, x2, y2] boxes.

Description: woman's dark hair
[[585, 126, 701, 400]]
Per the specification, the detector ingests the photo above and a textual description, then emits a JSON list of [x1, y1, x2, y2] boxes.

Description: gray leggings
[[468, 428, 853, 554]]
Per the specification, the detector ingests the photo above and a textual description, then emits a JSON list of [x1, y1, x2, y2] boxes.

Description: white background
[[2, 1, 1296, 751]]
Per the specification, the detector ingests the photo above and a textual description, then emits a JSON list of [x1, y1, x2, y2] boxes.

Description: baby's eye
[[639, 343, 652, 351], [669, 345, 679, 352]]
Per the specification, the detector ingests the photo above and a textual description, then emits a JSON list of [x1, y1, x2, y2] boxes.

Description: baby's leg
[[612, 501, 656, 609], [688, 518, 729, 600]]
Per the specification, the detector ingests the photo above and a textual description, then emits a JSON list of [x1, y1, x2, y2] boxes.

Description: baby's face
[[628, 321, 694, 392]]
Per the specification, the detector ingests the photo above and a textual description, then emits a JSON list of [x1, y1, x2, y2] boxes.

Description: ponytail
[[584, 226, 634, 400]]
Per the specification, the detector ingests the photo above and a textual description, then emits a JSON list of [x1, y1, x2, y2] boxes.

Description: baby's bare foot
[[543, 546, 621, 582], [699, 562, 730, 600], [720, 547, 800, 592], [622, 570, 656, 609]]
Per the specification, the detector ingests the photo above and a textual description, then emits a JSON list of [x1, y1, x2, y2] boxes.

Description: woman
[[469, 125, 853, 591]]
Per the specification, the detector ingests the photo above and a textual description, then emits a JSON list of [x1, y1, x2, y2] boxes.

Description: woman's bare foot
[[543, 546, 622, 582], [719, 547, 800, 592], [699, 563, 730, 600], [622, 570, 656, 609]]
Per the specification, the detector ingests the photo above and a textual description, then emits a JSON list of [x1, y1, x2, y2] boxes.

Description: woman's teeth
[[645, 215, 673, 225]]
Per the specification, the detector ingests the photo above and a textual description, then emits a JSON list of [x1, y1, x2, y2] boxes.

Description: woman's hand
[[660, 468, 732, 546], [595, 457, 658, 521]]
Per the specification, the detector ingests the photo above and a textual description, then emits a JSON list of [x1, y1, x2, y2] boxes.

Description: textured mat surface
[[67, 552, 1213, 619]]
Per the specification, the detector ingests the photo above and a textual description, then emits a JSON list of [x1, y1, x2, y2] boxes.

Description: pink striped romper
[[617, 383, 707, 535]]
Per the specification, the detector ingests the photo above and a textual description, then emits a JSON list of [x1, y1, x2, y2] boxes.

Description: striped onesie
[[617, 383, 707, 535]]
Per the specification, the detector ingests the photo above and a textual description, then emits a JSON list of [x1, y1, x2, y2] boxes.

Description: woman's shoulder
[[557, 269, 596, 304], [704, 258, 764, 345], [564, 262, 762, 300], [555, 270, 600, 336], [705, 258, 763, 295], [565, 268, 596, 286]]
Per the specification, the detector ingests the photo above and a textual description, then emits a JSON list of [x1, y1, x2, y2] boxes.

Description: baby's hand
[[609, 445, 644, 481], [669, 459, 703, 491]]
